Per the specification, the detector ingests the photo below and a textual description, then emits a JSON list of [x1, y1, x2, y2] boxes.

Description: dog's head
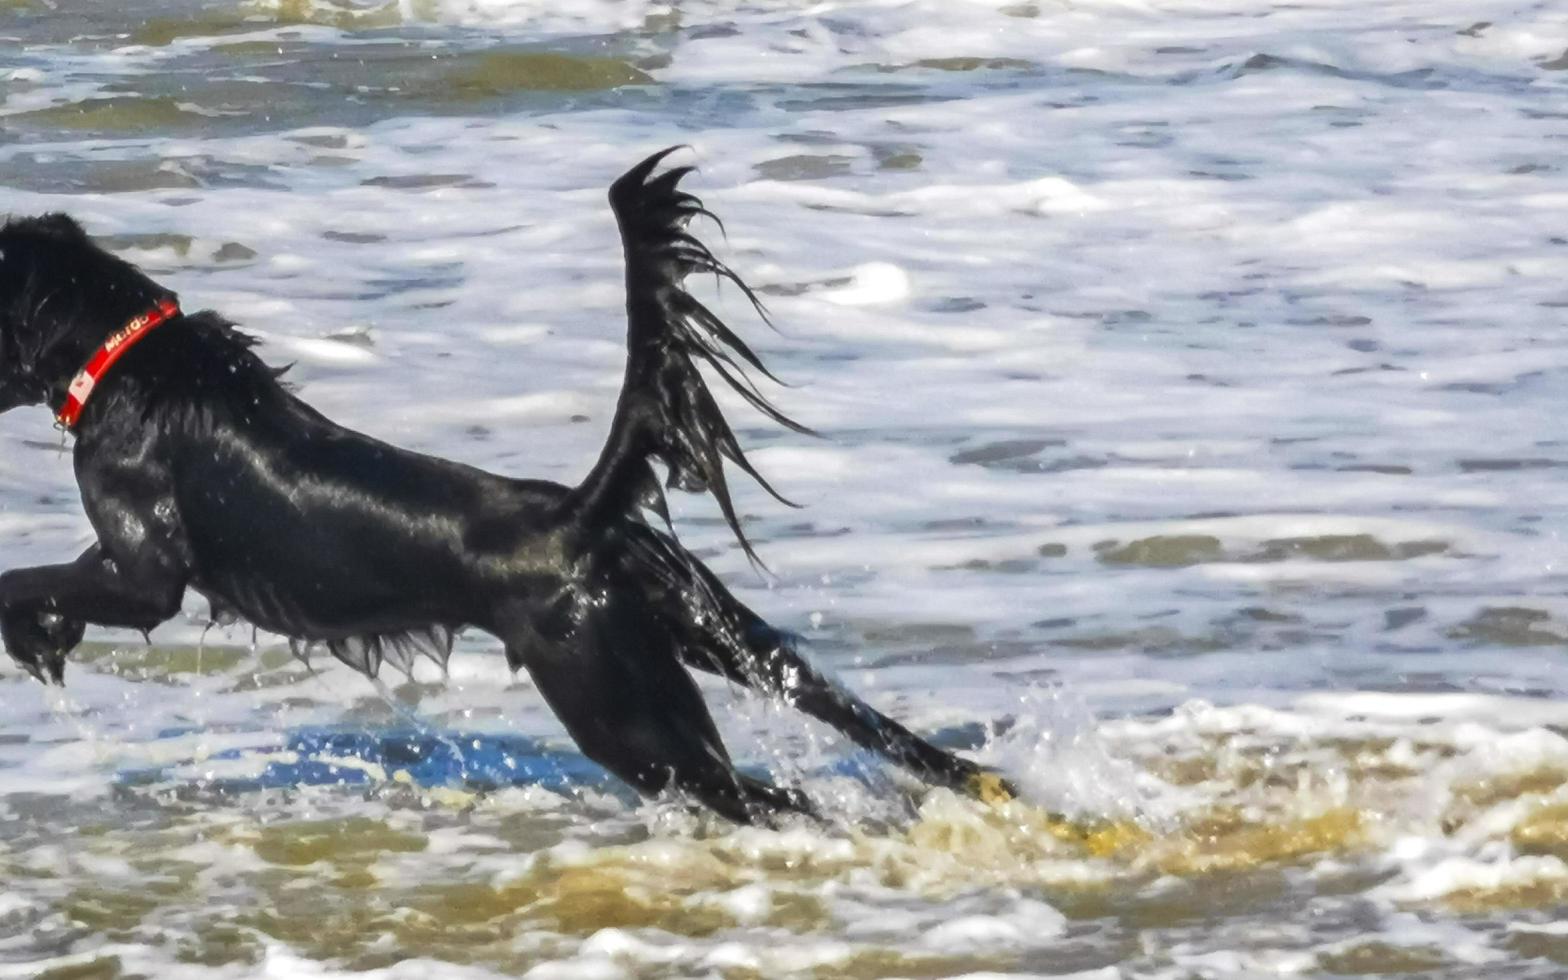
[[0, 214, 175, 414]]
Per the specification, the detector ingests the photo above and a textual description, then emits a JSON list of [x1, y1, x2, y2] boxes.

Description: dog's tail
[[566, 148, 811, 564]]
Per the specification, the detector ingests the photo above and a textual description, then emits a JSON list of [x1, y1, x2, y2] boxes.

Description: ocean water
[[3, 0, 1568, 976]]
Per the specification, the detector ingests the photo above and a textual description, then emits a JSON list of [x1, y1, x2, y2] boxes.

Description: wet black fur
[[0, 150, 1004, 822]]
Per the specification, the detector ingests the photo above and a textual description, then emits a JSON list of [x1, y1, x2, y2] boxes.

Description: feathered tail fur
[[568, 147, 811, 563]]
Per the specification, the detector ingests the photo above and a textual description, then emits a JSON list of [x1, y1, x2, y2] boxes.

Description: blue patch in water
[[113, 725, 900, 804], [274, 728, 607, 792], [115, 726, 616, 795]]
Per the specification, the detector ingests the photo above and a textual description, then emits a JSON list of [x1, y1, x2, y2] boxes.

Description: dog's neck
[[55, 298, 182, 429], [31, 293, 181, 426]]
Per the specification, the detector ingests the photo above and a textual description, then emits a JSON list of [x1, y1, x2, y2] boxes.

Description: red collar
[[56, 297, 180, 430]]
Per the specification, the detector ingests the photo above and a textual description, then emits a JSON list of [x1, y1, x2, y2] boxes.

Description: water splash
[[982, 679, 1179, 829]]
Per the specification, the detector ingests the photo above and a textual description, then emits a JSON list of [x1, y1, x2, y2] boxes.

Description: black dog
[[0, 149, 1011, 822]]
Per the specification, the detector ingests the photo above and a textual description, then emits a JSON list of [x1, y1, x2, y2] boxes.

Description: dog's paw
[[4, 645, 57, 685], [1, 609, 82, 685], [965, 770, 1018, 806]]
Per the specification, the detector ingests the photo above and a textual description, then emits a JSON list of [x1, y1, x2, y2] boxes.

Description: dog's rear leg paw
[[742, 778, 821, 826], [964, 769, 1019, 805], [942, 755, 1018, 806]]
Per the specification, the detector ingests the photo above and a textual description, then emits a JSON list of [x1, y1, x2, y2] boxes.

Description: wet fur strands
[[0, 149, 1012, 823]]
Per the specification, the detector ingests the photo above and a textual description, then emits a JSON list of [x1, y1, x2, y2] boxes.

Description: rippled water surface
[[4, 0, 1568, 976]]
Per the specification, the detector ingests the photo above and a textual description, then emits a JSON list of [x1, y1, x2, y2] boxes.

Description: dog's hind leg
[[619, 525, 1015, 804], [690, 620, 1015, 804], [499, 596, 814, 824]]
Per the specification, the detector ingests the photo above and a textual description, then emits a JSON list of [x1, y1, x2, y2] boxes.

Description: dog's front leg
[[0, 545, 185, 684]]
